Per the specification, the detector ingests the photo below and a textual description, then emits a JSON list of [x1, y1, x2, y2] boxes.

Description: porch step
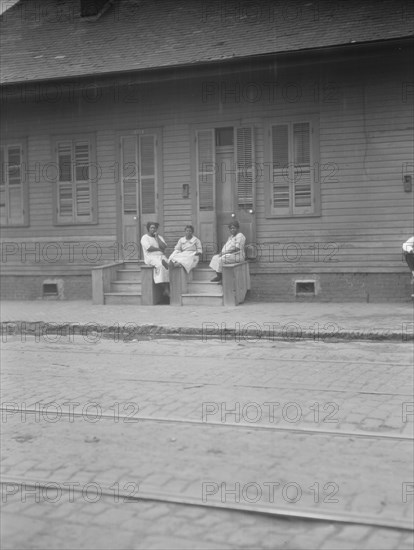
[[186, 281, 222, 295], [181, 293, 224, 306], [111, 281, 142, 292], [104, 292, 142, 305], [191, 268, 215, 281], [116, 269, 142, 281], [123, 261, 144, 270]]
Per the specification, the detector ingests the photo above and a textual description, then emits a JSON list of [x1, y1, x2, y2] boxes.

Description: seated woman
[[140, 222, 169, 291], [209, 220, 246, 282], [168, 225, 203, 273], [403, 236, 414, 274]]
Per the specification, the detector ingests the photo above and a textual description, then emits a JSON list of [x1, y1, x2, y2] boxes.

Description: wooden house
[[1, 0, 413, 303]]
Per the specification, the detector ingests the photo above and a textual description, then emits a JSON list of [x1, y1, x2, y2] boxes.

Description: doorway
[[119, 132, 158, 260], [196, 126, 256, 260]]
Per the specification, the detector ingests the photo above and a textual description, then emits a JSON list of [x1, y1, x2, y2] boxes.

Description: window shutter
[[271, 125, 290, 214], [74, 142, 92, 222], [0, 147, 5, 224], [293, 122, 312, 213], [235, 127, 254, 210], [57, 142, 73, 221], [7, 146, 24, 225], [139, 134, 156, 214], [55, 135, 96, 225], [121, 136, 138, 214], [197, 129, 214, 211]]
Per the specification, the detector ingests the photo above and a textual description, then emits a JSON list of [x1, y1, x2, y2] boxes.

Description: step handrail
[[91, 261, 124, 305], [140, 265, 164, 305], [222, 261, 251, 306]]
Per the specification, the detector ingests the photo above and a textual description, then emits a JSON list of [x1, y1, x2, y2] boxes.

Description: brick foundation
[[1, 272, 412, 302], [247, 272, 413, 303], [1, 275, 91, 300]]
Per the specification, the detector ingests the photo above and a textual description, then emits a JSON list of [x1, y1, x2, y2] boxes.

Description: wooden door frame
[[191, 122, 257, 256], [115, 128, 164, 259]]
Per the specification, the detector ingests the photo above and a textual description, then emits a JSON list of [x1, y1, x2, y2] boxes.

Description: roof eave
[[1, 35, 413, 89]]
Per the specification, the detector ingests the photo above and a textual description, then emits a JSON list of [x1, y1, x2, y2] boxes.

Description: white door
[[196, 126, 256, 260], [120, 133, 158, 260]]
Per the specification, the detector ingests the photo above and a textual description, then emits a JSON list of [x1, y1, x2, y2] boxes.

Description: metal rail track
[[2, 345, 412, 367], [1, 407, 412, 441], [2, 372, 412, 396], [1, 476, 412, 532], [2, 343, 412, 538]]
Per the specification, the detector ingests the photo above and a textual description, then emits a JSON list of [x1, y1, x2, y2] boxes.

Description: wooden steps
[[103, 261, 143, 305], [93, 260, 249, 307], [180, 265, 224, 306]]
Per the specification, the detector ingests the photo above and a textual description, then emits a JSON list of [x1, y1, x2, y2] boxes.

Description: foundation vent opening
[[295, 281, 315, 296], [43, 283, 58, 297]]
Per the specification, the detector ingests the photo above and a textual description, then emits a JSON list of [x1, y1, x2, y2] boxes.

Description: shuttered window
[[140, 134, 156, 214], [270, 120, 315, 216], [196, 126, 255, 212], [0, 142, 27, 226], [196, 129, 215, 211], [121, 136, 138, 214], [120, 133, 157, 216], [55, 136, 97, 224], [235, 127, 254, 210]]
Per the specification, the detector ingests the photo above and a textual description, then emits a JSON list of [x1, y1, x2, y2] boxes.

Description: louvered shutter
[[293, 122, 312, 214], [0, 147, 5, 224], [197, 130, 215, 211], [121, 136, 138, 214], [57, 139, 93, 223], [140, 134, 156, 214], [235, 127, 254, 210], [271, 125, 290, 215], [74, 142, 92, 222], [57, 142, 74, 221], [0, 145, 24, 225]]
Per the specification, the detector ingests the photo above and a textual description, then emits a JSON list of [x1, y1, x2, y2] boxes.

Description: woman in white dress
[[209, 220, 246, 282], [140, 222, 169, 286], [169, 225, 203, 273], [403, 236, 414, 274]]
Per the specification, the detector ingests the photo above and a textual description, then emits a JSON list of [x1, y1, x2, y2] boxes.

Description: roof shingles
[[1, 0, 413, 84]]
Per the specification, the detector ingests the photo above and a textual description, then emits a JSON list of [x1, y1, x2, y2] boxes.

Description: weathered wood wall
[[1, 49, 412, 280]]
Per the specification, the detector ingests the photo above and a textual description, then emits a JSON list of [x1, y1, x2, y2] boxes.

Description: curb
[[1, 321, 411, 342]]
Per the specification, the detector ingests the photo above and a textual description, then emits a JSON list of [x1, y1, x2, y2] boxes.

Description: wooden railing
[[169, 265, 188, 306], [91, 261, 123, 305], [222, 261, 251, 306], [92, 262, 163, 305], [168, 261, 250, 306], [92, 261, 250, 306], [140, 265, 163, 305]]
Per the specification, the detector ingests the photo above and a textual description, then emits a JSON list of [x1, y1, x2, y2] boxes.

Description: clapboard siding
[[1, 49, 412, 276]]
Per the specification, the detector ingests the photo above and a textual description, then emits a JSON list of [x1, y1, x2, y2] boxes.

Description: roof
[[1, 0, 413, 85]]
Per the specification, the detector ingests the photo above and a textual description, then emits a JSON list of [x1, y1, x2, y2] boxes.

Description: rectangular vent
[[295, 281, 315, 295], [43, 283, 58, 296]]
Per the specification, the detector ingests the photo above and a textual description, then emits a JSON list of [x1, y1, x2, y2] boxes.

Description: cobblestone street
[[1, 336, 413, 549]]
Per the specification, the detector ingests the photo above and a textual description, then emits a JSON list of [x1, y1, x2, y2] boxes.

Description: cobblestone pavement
[[2, 338, 412, 435], [1, 337, 413, 549]]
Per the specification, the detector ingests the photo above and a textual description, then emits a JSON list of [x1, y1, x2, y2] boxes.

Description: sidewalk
[[1, 300, 413, 341]]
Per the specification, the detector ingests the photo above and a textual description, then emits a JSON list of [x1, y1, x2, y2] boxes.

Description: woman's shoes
[[211, 275, 222, 282]]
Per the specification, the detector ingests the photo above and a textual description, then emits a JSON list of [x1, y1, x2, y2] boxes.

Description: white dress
[[402, 237, 414, 253], [168, 236, 202, 273], [209, 233, 246, 273], [140, 234, 169, 283]]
